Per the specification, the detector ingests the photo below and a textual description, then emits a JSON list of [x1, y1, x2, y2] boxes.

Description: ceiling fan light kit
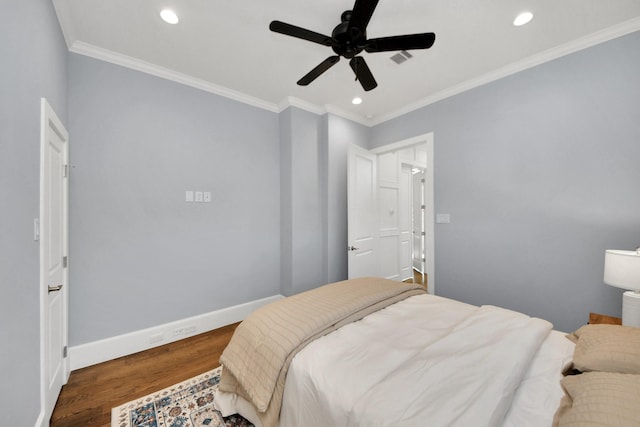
[[269, 0, 436, 91]]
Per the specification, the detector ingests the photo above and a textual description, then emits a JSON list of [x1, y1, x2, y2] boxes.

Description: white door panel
[[376, 152, 401, 280], [348, 145, 378, 278], [379, 235, 399, 279], [40, 98, 69, 423], [377, 151, 398, 185], [378, 186, 399, 232]]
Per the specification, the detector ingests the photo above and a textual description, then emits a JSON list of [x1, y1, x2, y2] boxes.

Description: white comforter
[[279, 293, 558, 427], [216, 293, 575, 427]]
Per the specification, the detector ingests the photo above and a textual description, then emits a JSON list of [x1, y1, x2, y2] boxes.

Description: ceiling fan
[[269, 0, 436, 91]]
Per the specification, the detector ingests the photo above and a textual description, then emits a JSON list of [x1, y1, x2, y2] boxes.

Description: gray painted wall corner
[[0, 0, 68, 424], [371, 31, 640, 332]]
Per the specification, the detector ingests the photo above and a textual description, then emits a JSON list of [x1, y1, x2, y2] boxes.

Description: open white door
[[40, 98, 69, 424], [347, 145, 378, 278]]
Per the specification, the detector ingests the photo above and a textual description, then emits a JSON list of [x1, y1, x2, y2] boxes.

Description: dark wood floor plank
[[51, 322, 239, 427]]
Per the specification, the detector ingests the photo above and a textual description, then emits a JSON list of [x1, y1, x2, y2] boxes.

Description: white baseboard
[[34, 411, 46, 427], [68, 294, 284, 371]]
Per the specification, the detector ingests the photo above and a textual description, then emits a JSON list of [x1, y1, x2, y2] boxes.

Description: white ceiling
[[53, 0, 640, 125]]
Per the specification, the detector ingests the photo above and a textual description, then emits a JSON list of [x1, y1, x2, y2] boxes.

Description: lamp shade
[[604, 250, 640, 291]]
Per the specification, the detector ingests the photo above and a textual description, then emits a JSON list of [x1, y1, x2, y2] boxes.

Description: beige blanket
[[218, 277, 425, 427]]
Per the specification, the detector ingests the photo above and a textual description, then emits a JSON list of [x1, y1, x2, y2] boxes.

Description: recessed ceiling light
[[513, 11, 533, 26], [352, 97, 362, 105], [160, 9, 179, 24]]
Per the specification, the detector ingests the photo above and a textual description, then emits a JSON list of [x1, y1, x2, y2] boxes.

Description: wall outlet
[[195, 191, 203, 202]]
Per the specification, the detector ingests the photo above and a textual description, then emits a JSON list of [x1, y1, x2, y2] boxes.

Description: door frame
[[38, 98, 70, 426], [371, 132, 435, 294]]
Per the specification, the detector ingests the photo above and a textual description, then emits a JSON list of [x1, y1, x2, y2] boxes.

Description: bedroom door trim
[[371, 132, 435, 294]]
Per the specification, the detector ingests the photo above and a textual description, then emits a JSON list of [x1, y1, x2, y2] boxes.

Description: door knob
[[48, 284, 63, 293]]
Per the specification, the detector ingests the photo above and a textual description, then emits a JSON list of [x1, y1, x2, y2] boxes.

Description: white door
[[347, 145, 378, 278], [377, 151, 400, 280], [412, 170, 425, 273], [398, 164, 413, 280], [40, 98, 69, 422]]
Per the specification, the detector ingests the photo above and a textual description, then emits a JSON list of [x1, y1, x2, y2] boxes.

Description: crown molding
[[277, 97, 373, 127], [324, 104, 372, 127], [372, 18, 640, 126], [69, 41, 280, 113], [277, 96, 326, 115], [65, 17, 640, 129], [67, 43, 373, 126]]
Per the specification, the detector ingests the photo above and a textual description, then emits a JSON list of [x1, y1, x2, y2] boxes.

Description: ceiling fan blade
[[349, 56, 377, 91], [348, 0, 379, 31], [270, 20, 334, 46], [365, 33, 436, 53], [297, 56, 341, 86]]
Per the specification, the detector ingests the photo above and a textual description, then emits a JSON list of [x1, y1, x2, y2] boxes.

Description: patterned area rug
[[111, 366, 253, 427]]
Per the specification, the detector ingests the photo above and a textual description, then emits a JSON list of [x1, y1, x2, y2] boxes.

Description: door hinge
[[63, 164, 69, 178], [421, 178, 425, 183], [63, 256, 68, 268], [63, 346, 68, 358], [421, 204, 426, 210]]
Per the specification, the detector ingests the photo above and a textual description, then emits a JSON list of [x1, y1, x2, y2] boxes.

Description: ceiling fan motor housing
[[332, 10, 366, 58]]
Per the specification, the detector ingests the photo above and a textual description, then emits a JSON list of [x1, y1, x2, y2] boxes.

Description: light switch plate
[[185, 191, 194, 202], [436, 213, 451, 224], [195, 191, 203, 202], [203, 192, 211, 202]]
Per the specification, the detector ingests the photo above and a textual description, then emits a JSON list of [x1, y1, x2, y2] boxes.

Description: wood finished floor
[[404, 269, 427, 289], [50, 322, 239, 427]]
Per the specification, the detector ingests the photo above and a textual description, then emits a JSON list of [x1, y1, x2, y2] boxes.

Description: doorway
[[348, 132, 435, 293]]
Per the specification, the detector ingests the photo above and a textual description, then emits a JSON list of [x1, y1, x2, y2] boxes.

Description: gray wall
[[372, 31, 640, 333], [280, 107, 327, 295], [68, 54, 281, 344], [0, 0, 68, 424], [280, 109, 369, 294], [68, 53, 369, 347]]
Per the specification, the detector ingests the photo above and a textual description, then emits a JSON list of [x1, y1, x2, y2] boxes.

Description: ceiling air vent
[[390, 50, 413, 64]]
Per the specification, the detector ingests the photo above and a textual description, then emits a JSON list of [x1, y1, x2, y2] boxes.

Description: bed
[[214, 277, 639, 427]]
